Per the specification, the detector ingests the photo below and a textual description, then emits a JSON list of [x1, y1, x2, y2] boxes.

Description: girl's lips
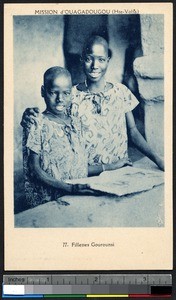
[[55, 105, 65, 111], [89, 72, 101, 78]]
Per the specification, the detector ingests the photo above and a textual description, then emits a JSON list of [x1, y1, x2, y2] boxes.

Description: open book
[[67, 166, 164, 196]]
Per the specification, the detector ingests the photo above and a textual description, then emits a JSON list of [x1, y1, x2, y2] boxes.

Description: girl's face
[[42, 75, 72, 116], [83, 42, 110, 83]]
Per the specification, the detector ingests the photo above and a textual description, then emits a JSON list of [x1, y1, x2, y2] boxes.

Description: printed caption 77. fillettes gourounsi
[[63, 242, 115, 248]]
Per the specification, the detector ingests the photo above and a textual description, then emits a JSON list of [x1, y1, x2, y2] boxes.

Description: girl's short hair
[[44, 66, 72, 87], [82, 35, 112, 59]]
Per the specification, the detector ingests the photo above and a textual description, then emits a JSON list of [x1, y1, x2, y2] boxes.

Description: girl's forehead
[[86, 42, 108, 56], [48, 75, 72, 88]]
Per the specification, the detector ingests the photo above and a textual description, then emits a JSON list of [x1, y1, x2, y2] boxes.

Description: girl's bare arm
[[29, 151, 97, 195], [29, 151, 73, 192], [88, 158, 132, 176], [126, 111, 164, 171]]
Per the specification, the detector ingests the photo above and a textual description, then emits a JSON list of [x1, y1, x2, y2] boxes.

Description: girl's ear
[[41, 85, 45, 98], [80, 55, 84, 63], [108, 48, 112, 59]]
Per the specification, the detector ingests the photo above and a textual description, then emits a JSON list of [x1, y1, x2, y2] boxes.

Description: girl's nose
[[56, 93, 63, 102], [91, 59, 98, 69]]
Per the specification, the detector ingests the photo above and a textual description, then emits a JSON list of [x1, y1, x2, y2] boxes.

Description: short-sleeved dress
[[23, 114, 88, 207], [71, 82, 139, 165]]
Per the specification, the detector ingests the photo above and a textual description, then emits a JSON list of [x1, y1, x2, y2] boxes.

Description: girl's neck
[[43, 109, 71, 124], [85, 78, 106, 93]]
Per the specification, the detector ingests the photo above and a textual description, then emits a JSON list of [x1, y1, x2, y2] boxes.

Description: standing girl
[[70, 35, 164, 172], [21, 35, 164, 174]]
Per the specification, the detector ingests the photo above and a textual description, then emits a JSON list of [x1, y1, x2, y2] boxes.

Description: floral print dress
[[71, 83, 139, 165], [23, 114, 88, 207]]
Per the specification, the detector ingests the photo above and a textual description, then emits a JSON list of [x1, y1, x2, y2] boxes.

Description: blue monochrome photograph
[[13, 14, 165, 228]]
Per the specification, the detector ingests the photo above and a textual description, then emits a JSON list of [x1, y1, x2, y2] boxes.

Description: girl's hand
[[71, 184, 101, 196], [20, 107, 40, 129], [106, 158, 133, 171]]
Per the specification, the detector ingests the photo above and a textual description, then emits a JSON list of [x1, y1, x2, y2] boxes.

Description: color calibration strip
[[3, 274, 172, 298], [2, 294, 172, 298]]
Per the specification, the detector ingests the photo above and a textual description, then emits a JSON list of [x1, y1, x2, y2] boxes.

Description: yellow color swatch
[[87, 295, 129, 298]]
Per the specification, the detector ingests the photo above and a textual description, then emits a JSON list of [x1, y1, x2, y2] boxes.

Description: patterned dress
[[71, 82, 139, 165], [23, 114, 88, 207]]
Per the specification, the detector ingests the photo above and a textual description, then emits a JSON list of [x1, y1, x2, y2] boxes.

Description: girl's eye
[[99, 58, 105, 62], [49, 91, 56, 96], [85, 57, 92, 63], [64, 92, 71, 96]]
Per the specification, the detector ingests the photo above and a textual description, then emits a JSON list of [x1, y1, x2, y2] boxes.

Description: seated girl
[[24, 66, 131, 207]]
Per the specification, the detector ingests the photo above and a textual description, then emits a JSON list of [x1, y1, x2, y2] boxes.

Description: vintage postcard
[[4, 3, 173, 270]]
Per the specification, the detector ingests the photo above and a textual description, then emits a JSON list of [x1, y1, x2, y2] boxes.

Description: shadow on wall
[[14, 14, 143, 213]]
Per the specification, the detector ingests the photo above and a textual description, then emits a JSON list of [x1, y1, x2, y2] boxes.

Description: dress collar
[[76, 81, 114, 94]]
